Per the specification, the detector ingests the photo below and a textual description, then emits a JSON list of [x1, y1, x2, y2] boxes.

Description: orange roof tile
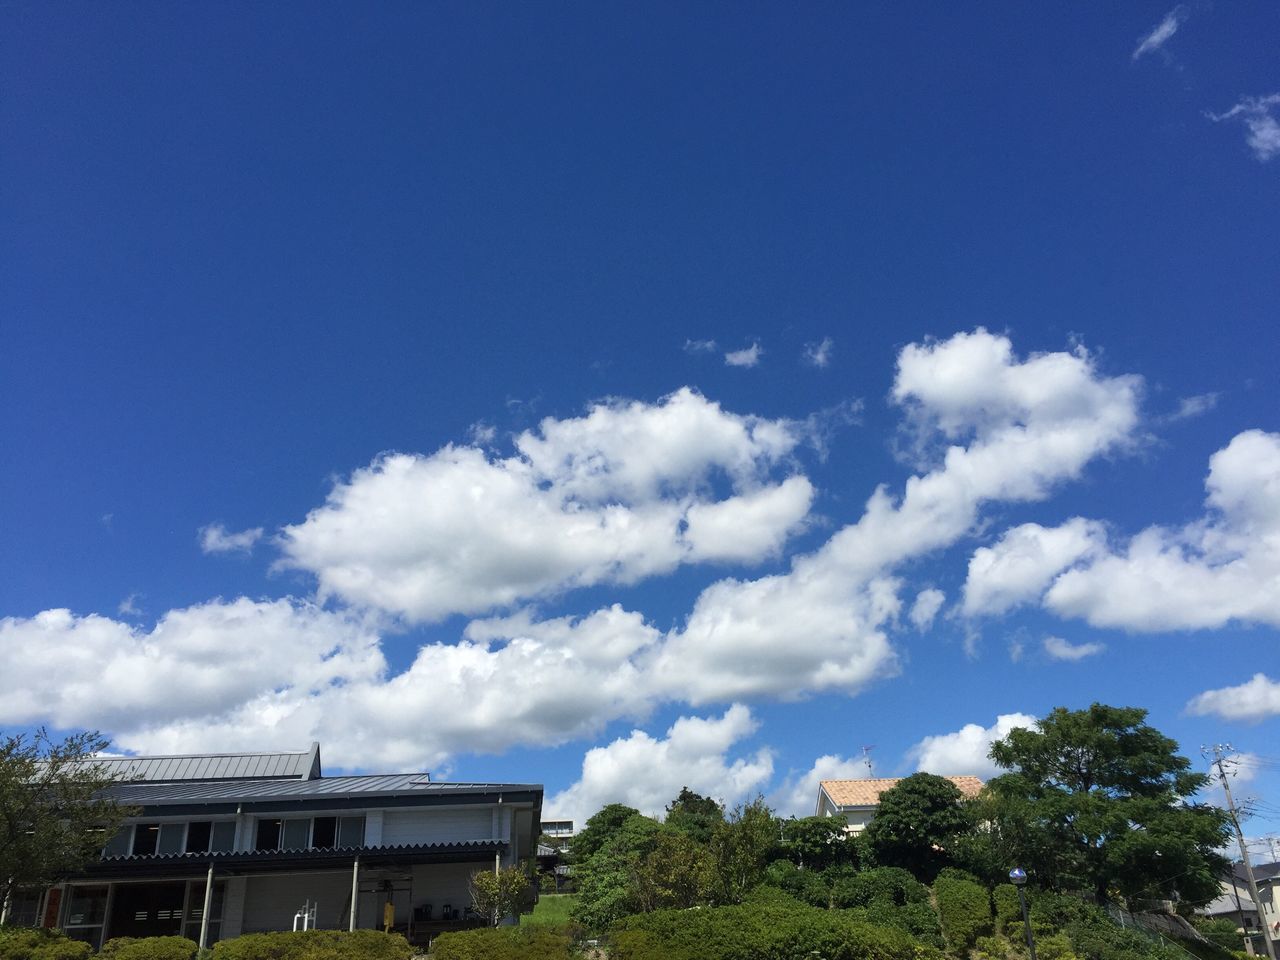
[[819, 776, 984, 808]]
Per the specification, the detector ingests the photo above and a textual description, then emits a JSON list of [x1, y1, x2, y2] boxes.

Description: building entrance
[[108, 882, 187, 939]]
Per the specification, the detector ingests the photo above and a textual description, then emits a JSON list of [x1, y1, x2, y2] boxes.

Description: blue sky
[[2, 2, 1278, 846]]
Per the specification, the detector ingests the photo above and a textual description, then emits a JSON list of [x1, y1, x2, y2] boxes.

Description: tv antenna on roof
[[861, 745, 875, 776]]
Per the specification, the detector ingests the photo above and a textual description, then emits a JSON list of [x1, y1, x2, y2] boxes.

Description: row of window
[[103, 815, 367, 858]]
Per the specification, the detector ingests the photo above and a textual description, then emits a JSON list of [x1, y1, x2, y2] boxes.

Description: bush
[[99, 937, 197, 960], [763, 860, 830, 908], [610, 899, 944, 960], [831, 868, 931, 909], [211, 930, 412, 960], [993, 885, 1022, 934], [0, 927, 92, 960], [975, 935, 1011, 960], [872, 900, 944, 949], [933, 876, 993, 951], [428, 926, 572, 960]]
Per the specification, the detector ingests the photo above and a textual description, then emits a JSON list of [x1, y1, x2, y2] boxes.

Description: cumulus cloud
[[725, 341, 763, 368], [908, 712, 1038, 778], [963, 519, 1107, 617], [199, 523, 264, 555], [771, 753, 870, 818], [654, 329, 1141, 703], [544, 705, 774, 825], [1046, 430, 1280, 630], [1187, 674, 1280, 723], [1042, 636, 1105, 661], [909, 588, 945, 630], [1132, 5, 1189, 60], [280, 388, 812, 622], [1209, 94, 1280, 162], [1170, 393, 1219, 421], [804, 337, 834, 368]]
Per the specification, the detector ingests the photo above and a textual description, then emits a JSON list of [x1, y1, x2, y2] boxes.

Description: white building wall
[[381, 808, 493, 845], [221, 877, 248, 939], [240, 872, 353, 933]]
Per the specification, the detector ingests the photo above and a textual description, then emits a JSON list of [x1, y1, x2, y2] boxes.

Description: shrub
[[831, 868, 930, 909], [763, 860, 830, 908], [935, 868, 983, 886], [211, 930, 411, 960], [975, 935, 1011, 960], [610, 899, 945, 960], [0, 927, 92, 960], [428, 926, 571, 960], [1037, 932, 1079, 960], [99, 937, 198, 960], [871, 900, 944, 949], [933, 875, 993, 951], [993, 885, 1022, 934]]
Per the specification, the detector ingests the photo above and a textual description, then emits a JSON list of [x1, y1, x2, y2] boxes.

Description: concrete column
[[198, 864, 215, 950], [349, 858, 360, 932]]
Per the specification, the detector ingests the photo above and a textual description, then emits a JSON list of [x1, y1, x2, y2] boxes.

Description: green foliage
[[865, 774, 970, 883], [831, 867, 930, 909], [664, 788, 724, 846], [707, 797, 780, 905], [611, 899, 945, 960], [537, 871, 557, 893], [428, 926, 571, 960], [99, 937, 198, 960], [986, 705, 1230, 905], [763, 859, 830, 907], [1192, 918, 1247, 953], [210, 929, 411, 960], [933, 875, 993, 951], [569, 813, 662, 929], [992, 884, 1023, 933], [780, 816, 859, 872], [1059, 910, 1184, 960], [570, 804, 641, 863], [522, 894, 578, 929], [871, 900, 945, 949], [1038, 933, 1080, 960], [631, 829, 714, 912], [974, 935, 1011, 960], [468, 867, 530, 926], [0, 927, 92, 960], [0, 730, 136, 907]]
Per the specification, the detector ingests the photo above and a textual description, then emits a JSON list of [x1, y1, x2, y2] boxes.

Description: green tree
[[779, 816, 858, 871], [570, 803, 641, 863], [468, 866, 530, 925], [864, 773, 969, 882], [570, 812, 662, 929], [632, 829, 714, 912], [664, 787, 724, 845], [708, 797, 779, 904], [0, 729, 134, 909], [985, 704, 1230, 905]]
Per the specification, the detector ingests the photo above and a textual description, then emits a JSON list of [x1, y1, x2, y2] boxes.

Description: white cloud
[[1209, 94, 1280, 162], [280, 388, 811, 622], [1046, 430, 1280, 630], [684, 338, 718, 354], [544, 706, 774, 825], [655, 329, 1141, 703], [1042, 636, 1105, 661], [117, 594, 142, 617], [1132, 5, 1189, 60], [1170, 393, 1219, 421], [963, 519, 1107, 617], [1187, 674, 1280, 723], [804, 337, 834, 368], [908, 713, 1038, 778], [725, 341, 763, 368], [770, 753, 870, 818], [909, 588, 945, 630], [199, 523, 264, 555]]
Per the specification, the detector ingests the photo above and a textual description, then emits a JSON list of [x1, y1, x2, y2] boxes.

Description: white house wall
[[380, 808, 494, 846]]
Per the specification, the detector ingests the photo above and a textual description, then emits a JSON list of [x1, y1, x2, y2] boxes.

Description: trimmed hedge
[[211, 930, 412, 960], [0, 927, 91, 960], [933, 876, 993, 951], [992, 885, 1022, 934], [831, 868, 930, 909], [610, 900, 945, 960], [428, 927, 572, 960], [99, 937, 197, 960]]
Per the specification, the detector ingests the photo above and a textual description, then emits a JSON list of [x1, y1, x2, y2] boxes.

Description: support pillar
[[198, 864, 215, 951], [349, 857, 360, 931]]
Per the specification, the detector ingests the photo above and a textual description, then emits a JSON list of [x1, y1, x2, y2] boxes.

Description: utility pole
[[1205, 744, 1277, 960]]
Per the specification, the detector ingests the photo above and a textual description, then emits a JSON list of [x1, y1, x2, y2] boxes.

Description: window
[[282, 819, 310, 849], [103, 827, 131, 858], [312, 816, 337, 849], [63, 885, 108, 949], [6, 889, 43, 927], [157, 823, 185, 855], [211, 821, 235, 852], [338, 816, 365, 847], [185, 821, 212, 854], [183, 880, 226, 945], [254, 815, 366, 850], [255, 819, 281, 851], [132, 824, 161, 856]]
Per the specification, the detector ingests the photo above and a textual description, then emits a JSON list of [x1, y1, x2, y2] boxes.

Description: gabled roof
[[87, 743, 322, 783], [819, 776, 984, 808], [102, 774, 541, 807]]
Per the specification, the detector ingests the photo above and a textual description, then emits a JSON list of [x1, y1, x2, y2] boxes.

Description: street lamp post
[[1010, 868, 1038, 960]]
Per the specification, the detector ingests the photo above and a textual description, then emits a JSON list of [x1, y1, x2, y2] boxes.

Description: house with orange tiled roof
[[815, 776, 984, 832]]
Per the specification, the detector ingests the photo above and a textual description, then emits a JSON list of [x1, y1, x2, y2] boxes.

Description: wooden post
[[198, 864, 215, 951]]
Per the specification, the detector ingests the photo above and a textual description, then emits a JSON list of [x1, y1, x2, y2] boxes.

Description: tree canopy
[[864, 773, 969, 882], [0, 729, 133, 907], [664, 787, 724, 845], [984, 704, 1229, 905]]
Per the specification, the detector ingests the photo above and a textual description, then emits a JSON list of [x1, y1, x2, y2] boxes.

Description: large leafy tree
[[0, 730, 133, 908], [864, 773, 969, 882], [780, 816, 860, 872], [708, 797, 779, 905], [664, 787, 724, 845], [570, 803, 642, 863], [571, 812, 662, 929], [985, 704, 1229, 905]]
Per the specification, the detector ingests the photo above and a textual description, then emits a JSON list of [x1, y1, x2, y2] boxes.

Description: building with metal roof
[[5, 744, 542, 951]]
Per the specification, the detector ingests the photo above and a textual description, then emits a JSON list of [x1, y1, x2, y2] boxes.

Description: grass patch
[[523, 894, 578, 927]]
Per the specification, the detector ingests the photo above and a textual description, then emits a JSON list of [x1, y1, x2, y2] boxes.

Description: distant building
[[1, 744, 542, 950], [815, 776, 984, 832], [1199, 861, 1280, 949]]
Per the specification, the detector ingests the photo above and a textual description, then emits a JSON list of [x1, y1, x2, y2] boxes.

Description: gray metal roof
[[88, 743, 322, 783], [104, 774, 541, 806]]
